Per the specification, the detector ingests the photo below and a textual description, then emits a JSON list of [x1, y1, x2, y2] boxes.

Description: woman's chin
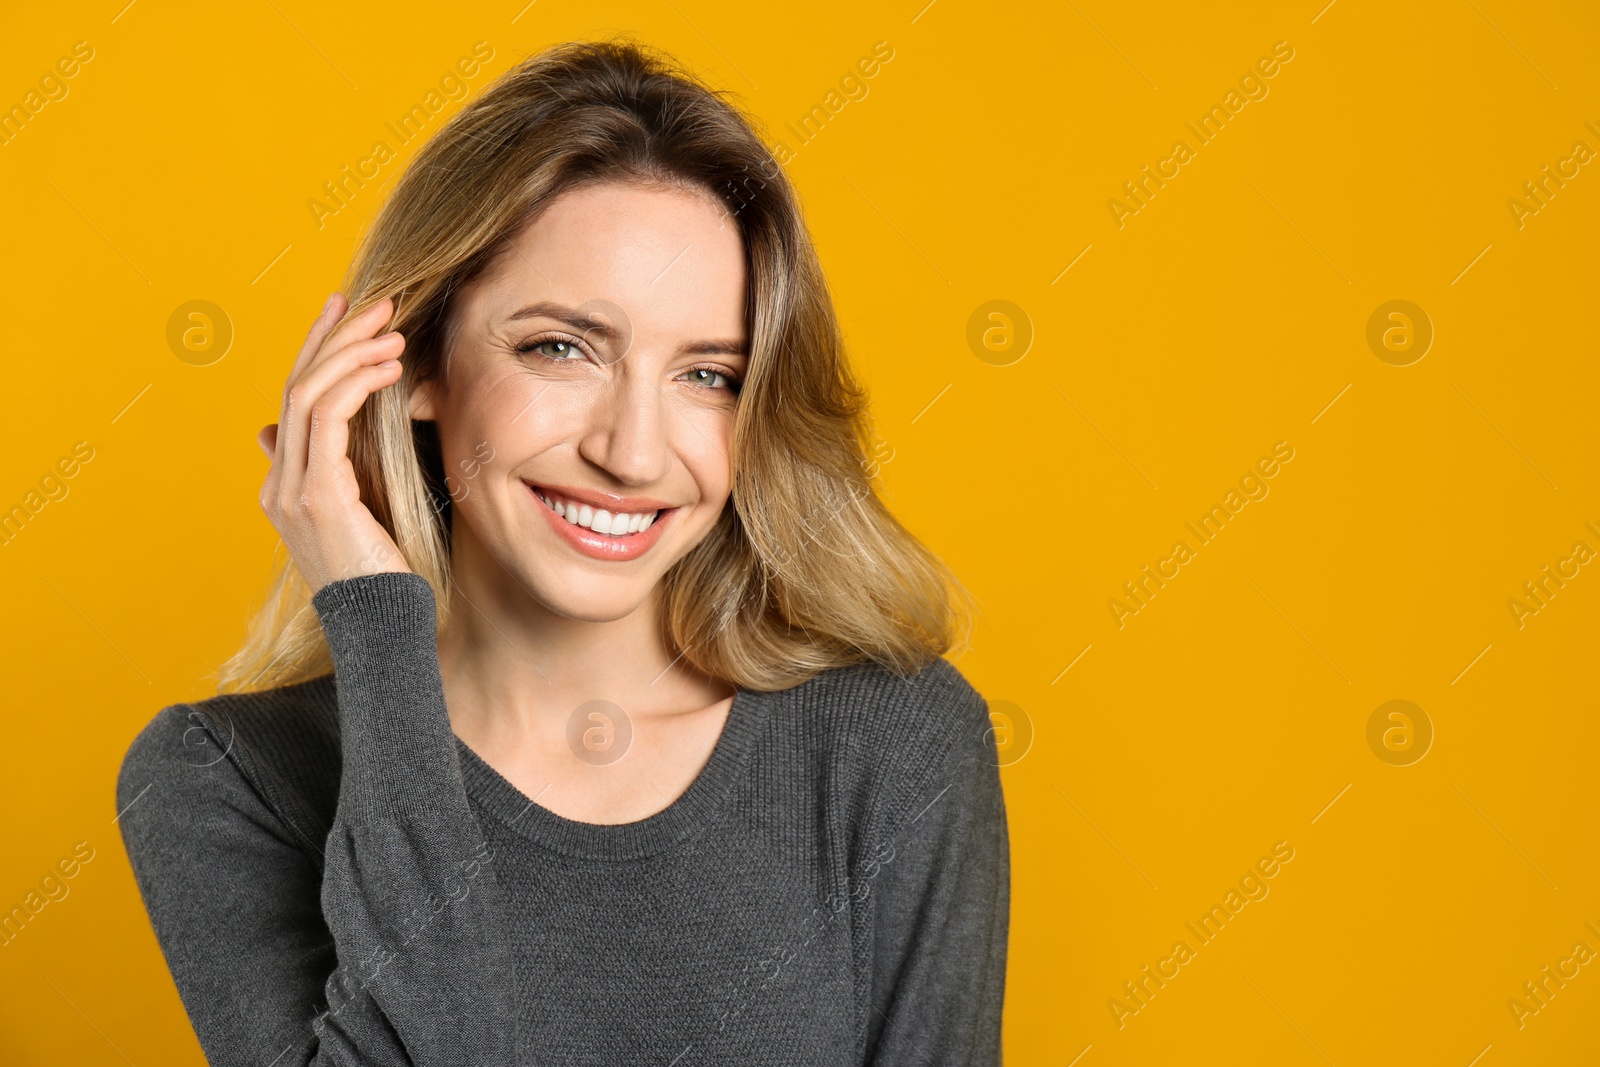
[[509, 567, 663, 623]]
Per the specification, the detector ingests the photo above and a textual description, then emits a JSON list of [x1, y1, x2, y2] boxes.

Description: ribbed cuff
[[311, 571, 461, 820]]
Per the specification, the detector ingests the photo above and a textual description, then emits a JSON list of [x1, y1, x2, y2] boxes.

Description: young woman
[[117, 38, 1009, 1066]]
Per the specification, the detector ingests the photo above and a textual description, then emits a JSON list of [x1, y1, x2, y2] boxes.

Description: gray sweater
[[116, 571, 1009, 1065]]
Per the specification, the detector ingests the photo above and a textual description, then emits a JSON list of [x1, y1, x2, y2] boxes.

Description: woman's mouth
[[525, 482, 677, 562], [528, 485, 668, 539]]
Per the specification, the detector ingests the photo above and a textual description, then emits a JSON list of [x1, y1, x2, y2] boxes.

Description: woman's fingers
[[278, 332, 406, 480], [301, 361, 405, 494], [275, 293, 401, 482], [269, 293, 351, 489], [256, 290, 415, 593], [281, 295, 392, 414], [286, 293, 347, 388], [301, 297, 395, 382]]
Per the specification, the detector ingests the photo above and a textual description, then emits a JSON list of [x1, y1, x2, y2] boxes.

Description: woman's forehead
[[470, 185, 747, 340]]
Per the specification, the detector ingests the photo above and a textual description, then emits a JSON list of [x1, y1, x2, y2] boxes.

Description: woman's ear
[[409, 377, 438, 421]]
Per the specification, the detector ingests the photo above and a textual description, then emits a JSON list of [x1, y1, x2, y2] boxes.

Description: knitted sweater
[[115, 571, 1010, 1065]]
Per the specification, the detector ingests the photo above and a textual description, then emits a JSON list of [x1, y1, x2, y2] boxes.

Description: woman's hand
[[257, 292, 413, 595]]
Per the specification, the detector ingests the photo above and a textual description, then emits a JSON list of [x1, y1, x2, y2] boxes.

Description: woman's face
[[410, 180, 749, 621]]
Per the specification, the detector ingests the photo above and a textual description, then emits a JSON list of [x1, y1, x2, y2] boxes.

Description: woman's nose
[[576, 366, 671, 485]]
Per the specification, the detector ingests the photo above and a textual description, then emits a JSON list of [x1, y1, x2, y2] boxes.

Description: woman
[[117, 38, 1009, 1065]]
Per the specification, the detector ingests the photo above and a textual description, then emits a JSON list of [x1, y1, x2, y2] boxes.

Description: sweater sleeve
[[116, 571, 521, 1066], [862, 688, 1011, 1066]]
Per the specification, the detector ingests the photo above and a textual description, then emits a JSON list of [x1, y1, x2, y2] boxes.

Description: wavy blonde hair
[[217, 37, 973, 695]]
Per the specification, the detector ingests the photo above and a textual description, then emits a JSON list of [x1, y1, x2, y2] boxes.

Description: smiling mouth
[[529, 485, 667, 538]]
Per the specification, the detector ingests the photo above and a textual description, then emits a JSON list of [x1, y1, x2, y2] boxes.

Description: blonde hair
[[217, 37, 974, 695]]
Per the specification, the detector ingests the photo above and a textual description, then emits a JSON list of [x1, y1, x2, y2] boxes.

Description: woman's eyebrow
[[683, 338, 749, 357], [503, 300, 746, 357], [504, 301, 615, 339]]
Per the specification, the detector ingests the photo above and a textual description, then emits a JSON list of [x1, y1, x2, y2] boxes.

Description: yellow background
[[2, 0, 1597, 1063]]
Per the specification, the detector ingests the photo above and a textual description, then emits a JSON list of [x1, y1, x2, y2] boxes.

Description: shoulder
[[780, 654, 996, 833], [793, 653, 988, 752], [117, 676, 342, 861]]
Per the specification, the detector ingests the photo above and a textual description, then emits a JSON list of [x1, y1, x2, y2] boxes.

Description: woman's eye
[[682, 367, 741, 393], [517, 338, 582, 360]]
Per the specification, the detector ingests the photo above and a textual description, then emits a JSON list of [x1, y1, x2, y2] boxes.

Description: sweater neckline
[[453, 683, 781, 862]]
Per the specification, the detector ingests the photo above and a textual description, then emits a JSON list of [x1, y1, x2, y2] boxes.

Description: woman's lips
[[526, 483, 676, 561]]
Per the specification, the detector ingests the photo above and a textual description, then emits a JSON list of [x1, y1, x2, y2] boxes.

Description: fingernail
[[323, 293, 338, 313]]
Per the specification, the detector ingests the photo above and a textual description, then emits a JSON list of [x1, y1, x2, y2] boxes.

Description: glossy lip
[[525, 482, 677, 562], [524, 480, 674, 513]]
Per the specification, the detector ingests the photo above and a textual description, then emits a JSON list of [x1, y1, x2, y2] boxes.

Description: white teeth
[[534, 488, 660, 536]]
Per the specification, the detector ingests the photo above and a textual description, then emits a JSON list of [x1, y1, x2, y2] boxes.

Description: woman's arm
[[862, 689, 1011, 1066], [117, 571, 521, 1065]]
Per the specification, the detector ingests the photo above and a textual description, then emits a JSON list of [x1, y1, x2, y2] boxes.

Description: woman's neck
[[434, 534, 732, 757]]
